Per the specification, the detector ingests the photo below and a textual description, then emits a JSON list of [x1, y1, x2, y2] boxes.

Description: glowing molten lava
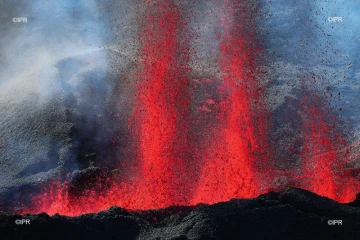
[[129, 0, 192, 209], [11, 0, 360, 217], [300, 92, 359, 202], [191, 0, 269, 204]]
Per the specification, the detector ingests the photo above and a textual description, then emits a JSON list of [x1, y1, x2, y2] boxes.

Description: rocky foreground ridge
[[1, 188, 360, 240]]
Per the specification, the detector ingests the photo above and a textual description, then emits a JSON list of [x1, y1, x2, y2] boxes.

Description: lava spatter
[[299, 90, 359, 203], [126, 0, 193, 209], [191, 0, 269, 204]]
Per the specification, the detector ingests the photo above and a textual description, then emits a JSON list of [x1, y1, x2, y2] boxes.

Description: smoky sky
[[0, 0, 137, 192]]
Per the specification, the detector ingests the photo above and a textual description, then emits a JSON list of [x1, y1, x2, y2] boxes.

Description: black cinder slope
[[1, 188, 360, 240]]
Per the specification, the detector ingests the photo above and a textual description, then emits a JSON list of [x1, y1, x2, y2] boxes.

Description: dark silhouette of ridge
[[1, 188, 360, 240]]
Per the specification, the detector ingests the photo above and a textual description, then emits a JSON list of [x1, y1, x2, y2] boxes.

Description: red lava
[[15, 1, 359, 216]]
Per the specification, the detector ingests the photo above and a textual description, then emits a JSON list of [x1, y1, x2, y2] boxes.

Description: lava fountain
[[191, 0, 271, 204], [9, 0, 360, 217], [299, 88, 359, 202], [128, 0, 193, 209]]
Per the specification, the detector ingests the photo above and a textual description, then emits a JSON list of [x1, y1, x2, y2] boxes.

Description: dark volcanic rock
[[1, 188, 360, 240]]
